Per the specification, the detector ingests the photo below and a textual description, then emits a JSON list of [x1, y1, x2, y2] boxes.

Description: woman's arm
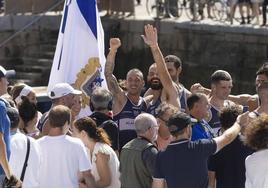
[[95, 152, 111, 188]]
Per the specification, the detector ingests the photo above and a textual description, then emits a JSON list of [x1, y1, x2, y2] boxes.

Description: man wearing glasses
[[120, 113, 159, 188]]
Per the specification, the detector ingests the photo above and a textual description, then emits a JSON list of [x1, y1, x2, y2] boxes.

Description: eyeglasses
[[148, 125, 159, 131], [152, 124, 159, 128]]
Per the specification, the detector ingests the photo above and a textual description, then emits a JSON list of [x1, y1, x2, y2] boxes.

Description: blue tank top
[[114, 96, 147, 149], [179, 87, 187, 112], [242, 106, 249, 113], [207, 105, 221, 135], [208, 104, 249, 135], [146, 97, 161, 116]]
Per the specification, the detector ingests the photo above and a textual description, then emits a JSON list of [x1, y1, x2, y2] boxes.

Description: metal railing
[[0, 0, 64, 49]]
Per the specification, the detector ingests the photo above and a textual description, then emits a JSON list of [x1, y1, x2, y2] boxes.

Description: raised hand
[[237, 111, 250, 127], [109, 38, 121, 51], [141, 24, 158, 48], [190, 83, 205, 94]]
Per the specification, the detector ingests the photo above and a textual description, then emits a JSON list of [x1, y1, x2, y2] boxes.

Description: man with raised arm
[[142, 24, 179, 116], [152, 111, 249, 188], [164, 54, 192, 112], [104, 38, 149, 149]]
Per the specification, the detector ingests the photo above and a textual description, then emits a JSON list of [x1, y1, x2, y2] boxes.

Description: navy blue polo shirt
[[153, 139, 217, 188]]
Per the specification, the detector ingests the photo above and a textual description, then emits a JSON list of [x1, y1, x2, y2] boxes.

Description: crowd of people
[[191, 0, 267, 25], [97, 0, 268, 26], [0, 24, 268, 188]]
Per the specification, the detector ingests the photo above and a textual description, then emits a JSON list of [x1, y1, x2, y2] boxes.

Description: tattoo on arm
[[108, 75, 123, 94], [104, 51, 123, 95]]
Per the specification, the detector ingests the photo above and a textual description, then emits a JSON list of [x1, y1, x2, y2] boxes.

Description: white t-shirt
[[245, 149, 268, 188], [37, 135, 92, 188], [10, 131, 41, 188], [90, 142, 120, 188]]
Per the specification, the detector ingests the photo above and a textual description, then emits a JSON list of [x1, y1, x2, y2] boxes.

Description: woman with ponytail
[[73, 117, 120, 188], [18, 97, 40, 139]]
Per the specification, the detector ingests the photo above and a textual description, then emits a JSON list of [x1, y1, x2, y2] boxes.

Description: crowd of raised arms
[[0, 24, 268, 188]]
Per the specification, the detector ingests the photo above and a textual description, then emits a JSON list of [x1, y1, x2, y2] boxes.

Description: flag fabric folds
[[48, 0, 106, 115]]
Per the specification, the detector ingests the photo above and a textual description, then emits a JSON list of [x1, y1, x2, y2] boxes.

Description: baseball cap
[[0, 66, 16, 78], [167, 112, 197, 133], [48, 83, 82, 99]]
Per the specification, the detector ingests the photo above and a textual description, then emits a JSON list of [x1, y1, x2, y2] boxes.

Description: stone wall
[[0, 15, 61, 61], [103, 18, 268, 94], [1, 15, 268, 93], [0, 15, 61, 85]]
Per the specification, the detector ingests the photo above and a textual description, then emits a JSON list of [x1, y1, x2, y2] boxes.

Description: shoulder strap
[[20, 137, 31, 181], [141, 142, 157, 167]]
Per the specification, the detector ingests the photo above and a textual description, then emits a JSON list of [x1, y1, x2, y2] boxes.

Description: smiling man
[[104, 38, 149, 149], [143, 24, 179, 116]]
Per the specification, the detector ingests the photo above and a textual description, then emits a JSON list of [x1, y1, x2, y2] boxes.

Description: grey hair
[[90, 87, 113, 111], [134, 113, 157, 134]]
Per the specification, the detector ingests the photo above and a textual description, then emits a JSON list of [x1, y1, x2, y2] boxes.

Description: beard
[[148, 78, 163, 90]]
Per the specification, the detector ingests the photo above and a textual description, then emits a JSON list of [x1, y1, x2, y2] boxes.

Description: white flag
[[48, 0, 106, 116]]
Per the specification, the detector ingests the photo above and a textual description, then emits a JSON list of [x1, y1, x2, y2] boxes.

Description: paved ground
[[99, 0, 267, 29], [0, 0, 267, 31]]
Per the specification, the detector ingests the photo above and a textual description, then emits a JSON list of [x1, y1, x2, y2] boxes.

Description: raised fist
[[109, 38, 121, 50]]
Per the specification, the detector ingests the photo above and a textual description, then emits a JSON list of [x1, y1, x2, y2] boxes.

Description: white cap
[[0, 66, 16, 78], [48, 83, 82, 99]]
